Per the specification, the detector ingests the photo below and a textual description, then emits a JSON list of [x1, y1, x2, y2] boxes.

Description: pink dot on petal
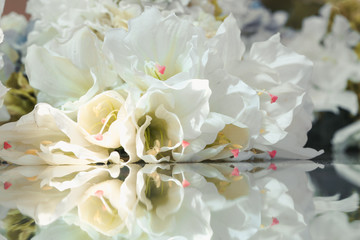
[[269, 94, 278, 104], [95, 134, 103, 141], [3, 142, 12, 150], [231, 149, 239, 158], [271, 217, 279, 226], [101, 118, 106, 124], [182, 179, 190, 188], [182, 140, 190, 149], [155, 64, 166, 75], [95, 190, 104, 198], [268, 150, 277, 158], [231, 167, 240, 176], [4, 181, 12, 190], [268, 163, 277, 171]]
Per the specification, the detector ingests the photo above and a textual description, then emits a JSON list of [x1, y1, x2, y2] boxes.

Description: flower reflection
[[0, 161, 359, 239]]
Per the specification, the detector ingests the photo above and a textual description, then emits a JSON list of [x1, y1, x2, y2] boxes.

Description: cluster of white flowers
[[0, 0, 323, 164]]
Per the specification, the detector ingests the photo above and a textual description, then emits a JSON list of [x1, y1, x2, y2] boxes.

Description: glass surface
[[0, 159, 359, 240]]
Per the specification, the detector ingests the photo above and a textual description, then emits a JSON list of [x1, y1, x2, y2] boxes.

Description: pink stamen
[[95, 134, 103, 141], [269, 94, 278, 104], [4, 181, 12, 190], [182, 140, 190, 149], [231, 167, 240, 176], [268, 150, 277, 158], [3, 142, 12, 150], [95, 190, 104, 198], [182, 179, 190, 188], [271, 217, 279, 226], [231, 149, 239, 158], [155, 64, 166, 75], [268, 163, 277, 171], [101, 118, 106, 124]]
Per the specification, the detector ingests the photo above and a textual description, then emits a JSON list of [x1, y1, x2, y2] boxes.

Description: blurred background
[[3, 0, 29, 18]]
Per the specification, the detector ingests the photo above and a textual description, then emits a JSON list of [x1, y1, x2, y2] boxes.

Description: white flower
[[77, 90, 126, 149], [286, 4, 360, 115], [25, 27, 120, 113], [26, 0, 141, 45], [103, 8, 207, 89], [0, 103, 120, 165], [227, 33, 323, 159], [120, 79, 211, 163]]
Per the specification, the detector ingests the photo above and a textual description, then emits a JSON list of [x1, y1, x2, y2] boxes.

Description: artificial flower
[[121, 79, 211, 163], [103, 8, 206, 90], [0, 103, 121, 165], [25, 27, 120, 113], [77, 90, 126, 149], [26, 0, 141, 45]]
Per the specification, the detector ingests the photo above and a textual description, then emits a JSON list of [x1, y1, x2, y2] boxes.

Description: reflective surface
[[0, 160, 359, 240]]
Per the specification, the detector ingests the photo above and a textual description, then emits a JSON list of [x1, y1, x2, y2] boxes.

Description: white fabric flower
[[103, 8, 206, 90], [120, 79, 211, 163], [240, 34, 322, 158], [77, 90, 126, 149], [26, 0, 141, 46], [0, 103, 120, 165], [25, 27, 120, 113]]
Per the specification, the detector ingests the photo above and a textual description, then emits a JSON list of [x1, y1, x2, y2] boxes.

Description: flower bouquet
[[0, 0, 324, 164]]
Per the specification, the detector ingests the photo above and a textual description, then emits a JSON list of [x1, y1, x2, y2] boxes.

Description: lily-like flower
[[25, 27, 120, 114], [77, 90, 126, 149], [226, 33, 323, 159], [0, 103, 120, 165], [103, 8, 206, 90], [26, 0, 141, 45], [120, 79, 211, 163]]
